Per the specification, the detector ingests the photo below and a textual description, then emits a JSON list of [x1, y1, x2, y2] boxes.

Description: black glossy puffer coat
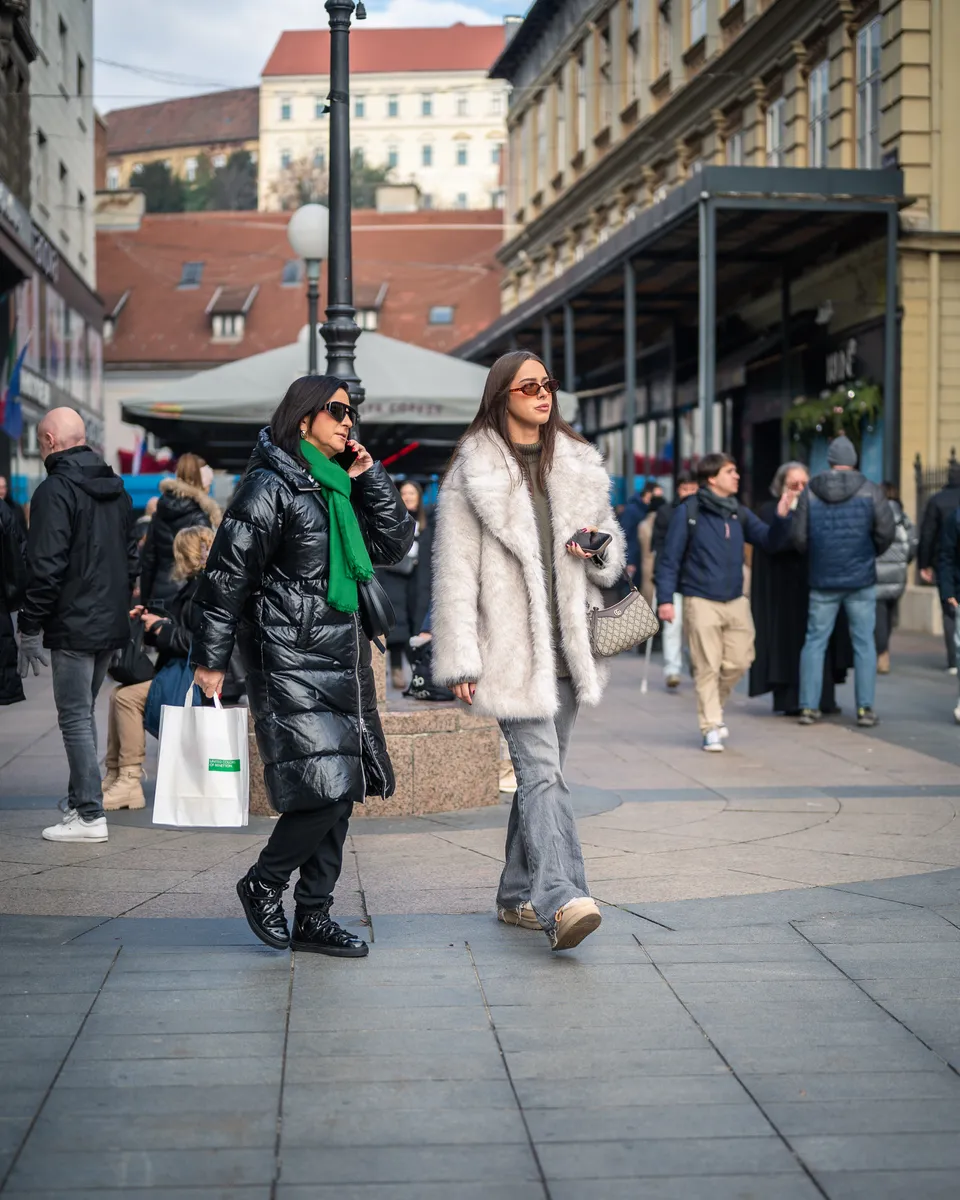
[[192, 429, 414, 815], [140, 477, 221, 608]]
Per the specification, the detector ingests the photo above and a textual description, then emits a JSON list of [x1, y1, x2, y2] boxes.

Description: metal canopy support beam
[[781, 265, 791, 461], [698, 196, 716, 456], [623, 259, 637, 497], [563, 302, 576, 394], [883, 205, 899, 485], [541, 314, 553, 376]]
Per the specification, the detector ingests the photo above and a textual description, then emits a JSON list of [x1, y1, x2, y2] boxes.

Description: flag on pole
[[0, 341, 28, 441], [131, 435, 144, 475]]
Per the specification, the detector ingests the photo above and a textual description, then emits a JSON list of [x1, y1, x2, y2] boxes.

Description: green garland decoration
[[783, 380, 882, 450]]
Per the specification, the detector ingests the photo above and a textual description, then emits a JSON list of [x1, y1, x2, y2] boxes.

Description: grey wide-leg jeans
[[496, 678, 589, 935], [50, 649, 114, 820]]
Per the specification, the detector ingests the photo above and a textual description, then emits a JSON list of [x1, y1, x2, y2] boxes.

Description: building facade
[[259, 24, 510, 212], [0, 0, 103, 498], [459, 0, 958, 526], [103, 88, 260, 192]]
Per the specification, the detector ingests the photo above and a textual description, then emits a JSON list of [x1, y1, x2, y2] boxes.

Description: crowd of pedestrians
[[4, 371, 960, 957]]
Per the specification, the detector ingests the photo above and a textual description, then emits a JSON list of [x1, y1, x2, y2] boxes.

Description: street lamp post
[[286, 203, 329, 375], [322, 0, 365, 405]]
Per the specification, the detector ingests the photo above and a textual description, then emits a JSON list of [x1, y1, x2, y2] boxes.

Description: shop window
[[809, 60, 829, 168], [856, 17, 882, 168]]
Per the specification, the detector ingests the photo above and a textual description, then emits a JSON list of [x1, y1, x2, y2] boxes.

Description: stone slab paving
[[2, 633, 960, 1195]]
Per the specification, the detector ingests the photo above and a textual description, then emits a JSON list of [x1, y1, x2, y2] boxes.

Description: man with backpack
[[655, 453, 793, 751]]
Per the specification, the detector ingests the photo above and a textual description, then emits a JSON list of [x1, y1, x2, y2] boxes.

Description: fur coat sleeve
[[430, 466, 484, 687]]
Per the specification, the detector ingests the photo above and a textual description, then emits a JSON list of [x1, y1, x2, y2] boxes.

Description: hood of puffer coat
[[809, 468, 865, 504]]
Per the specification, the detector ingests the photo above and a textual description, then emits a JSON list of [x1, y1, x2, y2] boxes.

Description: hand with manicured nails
[[453, 682, 476, 705], [345, 440, 373, 478]]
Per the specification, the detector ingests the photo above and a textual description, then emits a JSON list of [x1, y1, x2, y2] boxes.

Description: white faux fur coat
[[432, 430, 626, 720]]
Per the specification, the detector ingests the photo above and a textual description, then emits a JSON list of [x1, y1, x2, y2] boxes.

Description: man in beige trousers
[[654, 453, 793, 752]]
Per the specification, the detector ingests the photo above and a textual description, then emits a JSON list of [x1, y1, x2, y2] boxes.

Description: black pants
[[945, 604, 957, 669], [256, 800, 352, 911], [875, 598, 898, 655]]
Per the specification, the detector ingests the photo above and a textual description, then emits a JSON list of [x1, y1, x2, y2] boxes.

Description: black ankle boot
[[291, 901, 368, 958], [236, 866, 290, 949]]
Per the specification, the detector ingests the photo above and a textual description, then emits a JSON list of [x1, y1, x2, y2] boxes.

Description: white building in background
[[3, 0, 103, 496], [259, 23, 511, 212]]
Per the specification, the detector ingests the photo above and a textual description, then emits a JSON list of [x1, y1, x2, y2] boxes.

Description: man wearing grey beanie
[[792, 435, 895, 727]]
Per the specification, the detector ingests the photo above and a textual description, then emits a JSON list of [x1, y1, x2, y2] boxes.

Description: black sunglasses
[[509, 378, 561, 398], [322, 399, 359, 425]]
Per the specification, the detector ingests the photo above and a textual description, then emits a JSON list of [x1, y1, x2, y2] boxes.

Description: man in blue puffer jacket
[[794, 435, 895, 728]]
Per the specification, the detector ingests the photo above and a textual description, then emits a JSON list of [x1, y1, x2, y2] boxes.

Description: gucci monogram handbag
[[588, 587, 660, 657]]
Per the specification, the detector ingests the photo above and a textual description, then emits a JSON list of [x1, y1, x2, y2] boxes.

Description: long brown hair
[[175, 452, 206, 489], [449, 350, 586, 491], [398, 479, 427, 531]]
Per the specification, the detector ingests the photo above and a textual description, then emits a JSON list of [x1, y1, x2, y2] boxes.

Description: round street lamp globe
[[287, 203, 330, 262]]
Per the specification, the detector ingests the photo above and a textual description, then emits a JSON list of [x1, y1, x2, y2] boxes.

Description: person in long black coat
[[192, 376, 414, 958], [377, 479, 426, 689], [0, 498, 26, 705], [750, 461, 852, 715], [140, 454, 221, 609]]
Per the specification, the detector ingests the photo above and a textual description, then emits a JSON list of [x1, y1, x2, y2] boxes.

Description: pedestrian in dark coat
[[0, 498, 26, 706], [376, 479, 426, 689], [874, 484, 917, 673], [139, 454, 221, 609], [749, 462, 851, 715], [918, 461, 960, 670], [17, 408, 140, 843], [192, 376, 414, 958], [0, 474, 27, 537]]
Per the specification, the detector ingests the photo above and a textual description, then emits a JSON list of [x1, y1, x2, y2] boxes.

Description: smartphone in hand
[[569, 529, 612, 556]]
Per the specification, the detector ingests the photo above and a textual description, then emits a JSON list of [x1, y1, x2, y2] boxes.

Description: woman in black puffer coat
[[192, 376, 413, 958], [140, 454, 221, 609]]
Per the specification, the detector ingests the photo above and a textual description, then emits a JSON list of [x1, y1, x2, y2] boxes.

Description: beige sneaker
[[102, 766, 146, 811], [550, 897, 602, 951], [497, 902, 542, 930]]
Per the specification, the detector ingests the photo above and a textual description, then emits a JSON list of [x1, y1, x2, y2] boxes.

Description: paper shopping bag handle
[[184, 683, 223, 710]]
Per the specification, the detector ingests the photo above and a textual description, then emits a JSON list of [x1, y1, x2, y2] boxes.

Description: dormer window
[[207, 284, 258, 343], [354, 282, 387, 332], [179, 261, 204, 288]]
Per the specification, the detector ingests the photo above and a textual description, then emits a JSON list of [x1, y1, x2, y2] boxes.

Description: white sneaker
[[717, 725, 729, 741], [953, 705, 960, 726], [949, 667, 958, 677], [42, 810, 108, 843], [702, 728, 724, 752]]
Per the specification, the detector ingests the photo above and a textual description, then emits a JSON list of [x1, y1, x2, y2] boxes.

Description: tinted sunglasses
[[322, 399, 359, 425], [509, 378, 561, 398]]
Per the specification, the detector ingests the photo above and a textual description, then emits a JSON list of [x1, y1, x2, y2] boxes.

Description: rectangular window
[[313, 147, 325, 170], [282, 259, 303, 285], [456, 141, 468, 167], [354, 95, 365, 119], [184, 156, 198, 182], [352, 147, 365, 168], [212, 153, 227, 169], [491, 143, 502, 166], [429, 305, 455, 325], [631, 0, 642, 33], [537, 100, 547, 190], [765, 97, 785, 167], [490, 189, 505, 208], [387, 145, 399, 170], [76, 54, 85, 98], [179, 262, 204, 288], [689, 0, 707, 44], [58, 17, 67, 83], [726, 129, 744, 166], [490, 93, 504, 116], [599, 27, 613, 128], [280, 96, 292, 121], [422, 143, 433, 167], [576, 52, 587, 151], [808, 59, 829, 169], [421, 93, 433, 117], [658, 1, 672, 75], [856, 16, 882, 168], [456, 92, 468, 117], [456, 193, 468, 209], [315, 96, 326, 119], [556, 75, 566, 169], [387, 94, 399, 118], [105, 164, 119, 191], [422, 193, 433, 210], [280, 149, 292, 170]]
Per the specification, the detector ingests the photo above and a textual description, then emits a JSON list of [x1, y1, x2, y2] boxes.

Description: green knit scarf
[[299, 438, 374, 613]]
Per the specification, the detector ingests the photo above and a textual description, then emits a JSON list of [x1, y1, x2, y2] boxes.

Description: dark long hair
[[449, 350, 587, 491], [270, 375, 347, 464]]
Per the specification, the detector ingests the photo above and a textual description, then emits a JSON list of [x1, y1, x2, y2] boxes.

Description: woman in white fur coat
[[432, 351, 625, 951]]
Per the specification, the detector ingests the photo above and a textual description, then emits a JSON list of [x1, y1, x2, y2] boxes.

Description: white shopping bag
[[153, 685, 249, 827]]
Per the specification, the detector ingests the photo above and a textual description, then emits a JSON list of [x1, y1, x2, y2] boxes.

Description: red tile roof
[[262, 24, 507, 77], [105, 88, 259, 155], [97, 210, 504, 368]]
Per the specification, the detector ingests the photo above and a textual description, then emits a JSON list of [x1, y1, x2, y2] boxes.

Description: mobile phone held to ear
[[569, 529, 612, 556], [334, 443, 359, 471]]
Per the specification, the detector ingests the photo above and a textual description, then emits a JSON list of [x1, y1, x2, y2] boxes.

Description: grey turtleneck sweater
[[515, 442, 569, 679]]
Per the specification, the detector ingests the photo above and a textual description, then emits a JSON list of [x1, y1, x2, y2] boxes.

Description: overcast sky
[[93, 0, 519, 113]]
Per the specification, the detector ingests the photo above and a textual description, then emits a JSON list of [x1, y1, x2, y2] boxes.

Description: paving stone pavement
[[1, 633, 960, 1197]]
